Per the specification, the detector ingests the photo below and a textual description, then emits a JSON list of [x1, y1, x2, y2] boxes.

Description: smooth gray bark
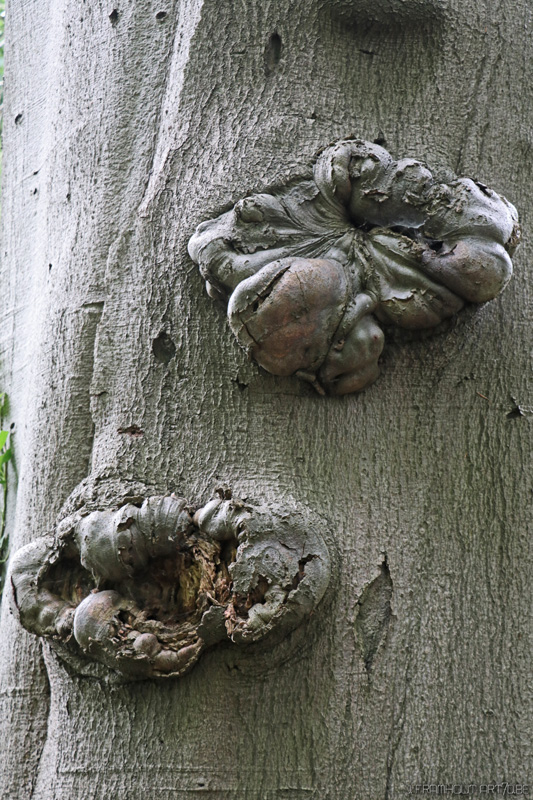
[[0, 1, 531, 798]]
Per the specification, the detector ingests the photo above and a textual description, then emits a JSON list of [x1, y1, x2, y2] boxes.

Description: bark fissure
[[138, 0, 206, 215], [355, 561, 393, 671], [28, 643, 52, 800]]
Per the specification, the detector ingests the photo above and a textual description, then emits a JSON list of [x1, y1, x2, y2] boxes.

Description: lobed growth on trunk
[[10, 490, 330, 679], [189, 139, 520, 396]]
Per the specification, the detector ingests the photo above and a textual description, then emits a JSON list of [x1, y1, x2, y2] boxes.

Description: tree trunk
[[1, 1, 531, 798]]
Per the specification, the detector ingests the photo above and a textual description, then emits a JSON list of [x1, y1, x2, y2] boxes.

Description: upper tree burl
[[189, 139, 520, 396]]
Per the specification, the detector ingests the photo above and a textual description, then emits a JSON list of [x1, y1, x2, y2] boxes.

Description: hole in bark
[[232, 576, 270, 617], [475, 181, 492, 198], [233, 377, 248, 392], [37, 526, 238, 657], [117, 540, 235, 624], [152, 331, 176, 364], [264, 32, 282, 75], [109, 9, 119, 25], [429, 240, 444, 252], [373, 132, 387, 147], [117, 425, 144, 437], [46, 556, 94, 606], [14, 113, 23, 125], [290, 554, 317, 591], [155, 11, 167, 21], [386, 225, 419, 242], [506, 405, 524, 419]]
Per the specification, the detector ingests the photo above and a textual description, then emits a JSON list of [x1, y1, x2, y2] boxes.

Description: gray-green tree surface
[[0, 0, 531, 798]]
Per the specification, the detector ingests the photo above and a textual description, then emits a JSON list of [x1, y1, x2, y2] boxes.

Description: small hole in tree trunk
[[152, 331, 176, 364], [264, 32, 282, 75]]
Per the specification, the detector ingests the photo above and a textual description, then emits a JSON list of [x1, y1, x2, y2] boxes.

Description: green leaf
[[0, 447, 12, 466]]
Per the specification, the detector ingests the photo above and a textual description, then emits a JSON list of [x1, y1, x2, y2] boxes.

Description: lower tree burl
[[11, 489, 330, 679]]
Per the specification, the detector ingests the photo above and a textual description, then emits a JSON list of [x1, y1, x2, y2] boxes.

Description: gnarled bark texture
[[0, 1, 531, 798]]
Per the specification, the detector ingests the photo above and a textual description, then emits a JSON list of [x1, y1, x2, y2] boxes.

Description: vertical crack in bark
[[383, 565, 421, 800], [138, 0, 206, 215], [82, 301, 104, 478], [384, 647, 413, 800], [28, 641, 51, 800]]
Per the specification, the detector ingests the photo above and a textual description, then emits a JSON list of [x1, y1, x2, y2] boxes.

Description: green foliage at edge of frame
[[0, 393, 12, 595]]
